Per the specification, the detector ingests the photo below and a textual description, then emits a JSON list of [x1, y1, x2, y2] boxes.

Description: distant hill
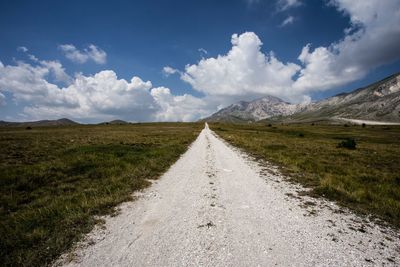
[[203, 96, 301, 122], [204, 72, 400, 123], [0, 118, 79, 127], [99, 120, 129, 125]]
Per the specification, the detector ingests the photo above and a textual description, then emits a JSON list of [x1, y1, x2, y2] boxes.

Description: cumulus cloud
[[39, 60, 71, 83], [0, 58, 208, 122], [23, 71, 158, 121], [59, 44, 107, 64], [280, 16, 295, 27], [0, 60, 77, 107], [15, 46, 71, 83], [151, 87, 211, 121], [180, 0, 400, 103], [162, 66, 179, 77], [181, 32, 302, 102], [293, 0, 400, 92]]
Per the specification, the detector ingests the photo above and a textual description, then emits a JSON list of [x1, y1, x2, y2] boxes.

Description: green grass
[[210, 123, 400, 227], [0, 123, 202, 266]]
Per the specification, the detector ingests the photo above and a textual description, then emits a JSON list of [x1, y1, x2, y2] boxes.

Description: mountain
[[288, 72, 400, 123], [204, 96, 300, 122], [0, 118, 79, 127], [204, 72, 400, 123]]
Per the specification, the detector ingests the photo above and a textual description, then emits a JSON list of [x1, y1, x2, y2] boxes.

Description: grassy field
[[210, 123, 400, 227], [0, 123, 202, 266]]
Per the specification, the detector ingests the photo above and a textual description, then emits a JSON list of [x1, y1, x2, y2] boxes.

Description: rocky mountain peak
[[204, 95, 300, 122], [203, 72, 400, 123]]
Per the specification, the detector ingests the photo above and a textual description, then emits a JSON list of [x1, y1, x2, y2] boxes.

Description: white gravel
[[56, 123, 400, 266], [336, 117, 400, 125]]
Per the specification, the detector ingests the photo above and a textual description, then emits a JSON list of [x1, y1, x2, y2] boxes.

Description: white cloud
[[14, 46, 71, 84], [293, 0, 400, 92], [162, 66, 179, 77], [198, 48, 208, 55], [0, 61, 77, 107], [0, 63, 158, 121], [151, 87, 211, 121], [87, 44, 107, 64], [0, 58, 208, 122], [181, 32, 302, 102], [59, 44, 86, 63], [180, 0, 400, 103], [277, 0, 302, 11], [59, 44, 107, 64], [39, 60, 71, 83], [28, 54, 39, 62], [130, 76, 152, 90], [17, 46, 28, 53], [280, 16, 295, 27]]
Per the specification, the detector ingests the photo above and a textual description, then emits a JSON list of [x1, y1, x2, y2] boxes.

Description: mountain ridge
[[0, 118, 79, 127], [204, 72, 400, 123], [203, 95, 301, 122], [288, 72, 400, 123]]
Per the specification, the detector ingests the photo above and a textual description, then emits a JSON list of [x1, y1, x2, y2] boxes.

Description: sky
[[0, 0, 399, 122]]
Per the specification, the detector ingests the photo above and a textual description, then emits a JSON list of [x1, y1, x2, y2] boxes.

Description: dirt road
[[58, 124, 399, 266]]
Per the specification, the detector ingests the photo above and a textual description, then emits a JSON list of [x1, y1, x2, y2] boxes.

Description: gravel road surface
[[57, 124, 399, 266]]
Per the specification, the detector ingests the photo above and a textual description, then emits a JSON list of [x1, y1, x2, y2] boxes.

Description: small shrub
[[25, 126, 32, 130], [298, 133, 305, 137], [267, 124, 272, 127], [362, 123, 366, 128], [344, 124, 349, 127], [311, 123, 315, 126], [337, 138, 357, 149]]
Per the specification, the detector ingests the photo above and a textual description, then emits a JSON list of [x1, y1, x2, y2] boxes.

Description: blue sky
[[0, 0, 399, 122]]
